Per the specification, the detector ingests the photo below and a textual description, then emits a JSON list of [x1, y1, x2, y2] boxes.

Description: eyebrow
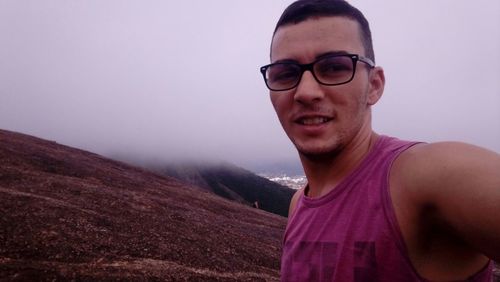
[[272, 50, 351, 64], [316, 50, 350, 60]]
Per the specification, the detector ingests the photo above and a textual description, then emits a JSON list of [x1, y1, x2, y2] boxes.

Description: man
[[259, 0, 500, 281]]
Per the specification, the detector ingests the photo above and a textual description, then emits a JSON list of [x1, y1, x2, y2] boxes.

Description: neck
[[300, 130, 379, 198]]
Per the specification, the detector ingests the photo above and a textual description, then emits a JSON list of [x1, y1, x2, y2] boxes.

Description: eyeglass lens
[[265, 55, 355, 91]]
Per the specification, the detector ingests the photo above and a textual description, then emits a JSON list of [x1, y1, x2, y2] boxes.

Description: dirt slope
[[0, 129, 286, 281]]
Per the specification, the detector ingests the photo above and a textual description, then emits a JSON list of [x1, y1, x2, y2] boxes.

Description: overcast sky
[[1, 1, 499, 170]]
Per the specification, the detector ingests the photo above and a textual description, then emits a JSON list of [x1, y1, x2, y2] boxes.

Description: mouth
[[295, 116, 333, 125]]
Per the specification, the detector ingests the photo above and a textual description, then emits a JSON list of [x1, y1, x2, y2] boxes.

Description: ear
[[367, 66, 385, 106]]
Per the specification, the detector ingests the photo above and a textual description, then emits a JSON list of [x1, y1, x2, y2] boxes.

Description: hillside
[[0, 129, 286, 281], [150, 162, 295, 217]]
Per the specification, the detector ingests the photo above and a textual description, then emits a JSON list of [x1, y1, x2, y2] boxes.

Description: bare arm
[[396, 142, 500, 260]]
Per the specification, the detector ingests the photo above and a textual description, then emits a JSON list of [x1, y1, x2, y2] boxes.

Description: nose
[[293, 70, 325, 104]]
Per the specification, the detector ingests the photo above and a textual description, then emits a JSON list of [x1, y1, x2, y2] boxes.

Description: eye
[[315, 56, 352, 77], [268, 64, 300, 83], [317, 60, 351, 73]]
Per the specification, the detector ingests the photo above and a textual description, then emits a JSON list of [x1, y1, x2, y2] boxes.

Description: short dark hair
[[273, 0, 375, 63]]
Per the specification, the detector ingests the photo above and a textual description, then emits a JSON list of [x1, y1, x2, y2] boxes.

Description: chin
[[294, 140, 343, 160]]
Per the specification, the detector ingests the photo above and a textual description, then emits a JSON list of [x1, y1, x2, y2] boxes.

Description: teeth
[[300, 117, 329, 125]]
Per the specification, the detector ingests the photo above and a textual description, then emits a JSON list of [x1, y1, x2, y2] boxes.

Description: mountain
[[148, 162, 295, 218], [0, 129, 286, 281]]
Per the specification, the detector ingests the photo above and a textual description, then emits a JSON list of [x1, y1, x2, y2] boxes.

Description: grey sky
[[1, 1, 499, 170]]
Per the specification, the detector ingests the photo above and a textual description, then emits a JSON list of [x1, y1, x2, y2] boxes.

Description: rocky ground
[[0, 129, 286, 281]]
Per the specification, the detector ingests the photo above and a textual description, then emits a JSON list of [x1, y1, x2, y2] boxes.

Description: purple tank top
[[281, 136, 492, 282]]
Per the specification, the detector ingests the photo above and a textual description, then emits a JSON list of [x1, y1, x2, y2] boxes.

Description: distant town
[[259, 173, 307, 190]]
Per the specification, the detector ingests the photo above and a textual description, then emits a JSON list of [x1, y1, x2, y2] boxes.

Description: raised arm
[[394, 142, 500, 261]]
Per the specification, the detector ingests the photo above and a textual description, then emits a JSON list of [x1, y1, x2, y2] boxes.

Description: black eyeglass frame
[[260, 54, 375, 91]]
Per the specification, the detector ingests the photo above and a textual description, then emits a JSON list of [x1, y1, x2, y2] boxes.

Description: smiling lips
[[295, 116, 333, 125]]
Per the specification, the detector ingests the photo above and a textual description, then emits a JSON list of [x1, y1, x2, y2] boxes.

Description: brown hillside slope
[[0, 129, 286, 281]]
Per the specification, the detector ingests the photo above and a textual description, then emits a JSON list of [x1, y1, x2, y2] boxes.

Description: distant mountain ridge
[[0, 129, 285, 280], [147, 162, 295, 217]]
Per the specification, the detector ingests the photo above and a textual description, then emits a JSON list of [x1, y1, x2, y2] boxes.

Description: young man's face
[[269, 16, 382, 158]]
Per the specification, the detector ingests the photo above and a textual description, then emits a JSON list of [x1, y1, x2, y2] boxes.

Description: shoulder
[[288, 188, 304, 218], [392, 141, 500, 199]]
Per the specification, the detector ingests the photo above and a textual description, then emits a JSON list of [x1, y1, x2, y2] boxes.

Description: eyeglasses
[[260, 54, 375, 91]]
